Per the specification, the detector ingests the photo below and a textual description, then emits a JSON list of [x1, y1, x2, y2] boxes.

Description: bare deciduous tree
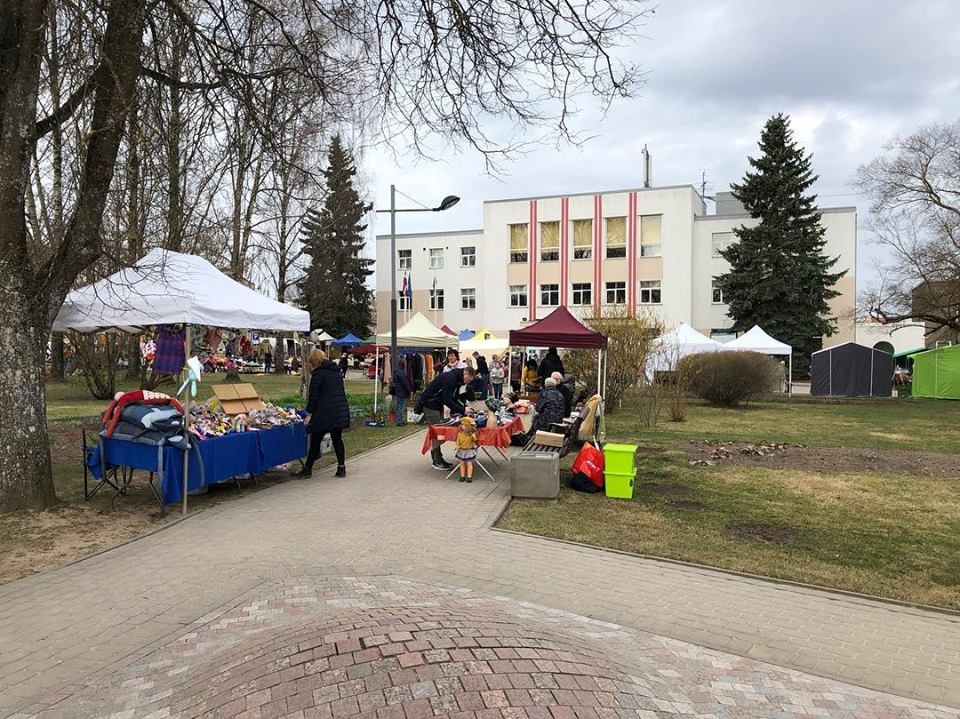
[[855, 121, 960, 342], [0, 0, 651, 511]]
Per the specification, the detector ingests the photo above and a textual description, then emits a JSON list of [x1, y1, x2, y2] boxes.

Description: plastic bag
[[571, 442, 604, 488]]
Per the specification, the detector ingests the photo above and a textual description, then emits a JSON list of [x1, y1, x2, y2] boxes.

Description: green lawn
[[499, 397, 960, 609]]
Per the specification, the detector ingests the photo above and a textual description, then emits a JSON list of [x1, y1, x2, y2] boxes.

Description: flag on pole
[[406, 273, 413, 299], [432, 275, 437, 291], [400, 272, 408, 299]]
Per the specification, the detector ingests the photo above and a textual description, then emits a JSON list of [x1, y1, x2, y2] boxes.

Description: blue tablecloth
[[87, 423, 307, 505]]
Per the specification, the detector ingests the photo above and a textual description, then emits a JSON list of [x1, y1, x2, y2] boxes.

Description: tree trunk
[[51, 333, 65, 379], [0, 291, 58, 511]]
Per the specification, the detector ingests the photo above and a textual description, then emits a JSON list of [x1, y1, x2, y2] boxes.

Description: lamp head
[[436, 195, 460, 212]]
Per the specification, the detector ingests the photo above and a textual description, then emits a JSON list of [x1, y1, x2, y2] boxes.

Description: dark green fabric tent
[[912, 345, 960, 399]]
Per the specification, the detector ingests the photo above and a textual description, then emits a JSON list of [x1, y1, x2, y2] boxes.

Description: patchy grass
[[0, 417, 417, 585], [605, 394, 960, 454], [500, 399, 960, 609]]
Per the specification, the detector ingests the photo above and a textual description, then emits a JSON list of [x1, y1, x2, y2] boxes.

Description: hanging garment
[[153, 325, 186, 375], [205, 327, 223, 352]]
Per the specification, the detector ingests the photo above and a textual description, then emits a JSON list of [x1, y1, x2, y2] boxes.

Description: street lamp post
[[377, 186, 460, 368]]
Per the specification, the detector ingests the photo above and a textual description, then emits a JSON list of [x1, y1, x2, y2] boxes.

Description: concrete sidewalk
[[1, 432, 958, 716]]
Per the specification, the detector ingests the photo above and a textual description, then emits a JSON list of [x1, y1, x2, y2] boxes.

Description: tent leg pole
[[182, 323, 190, 516], [374, 349, 380, 415], [596, 349, 602, 396], [788, 353, 793, 396]]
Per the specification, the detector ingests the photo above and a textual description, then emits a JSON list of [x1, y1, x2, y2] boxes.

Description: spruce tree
[[299, 135, 374, 338], [714, 114, 846, 377]]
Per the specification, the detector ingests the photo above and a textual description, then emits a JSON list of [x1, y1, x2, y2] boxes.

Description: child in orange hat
[[455, 416, 478, 483]]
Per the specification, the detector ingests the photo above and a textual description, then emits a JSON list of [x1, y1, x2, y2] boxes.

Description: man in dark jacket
[[416, 367, 475, 470], [293, 349, 351, 478], [538, 347, 565, 384]]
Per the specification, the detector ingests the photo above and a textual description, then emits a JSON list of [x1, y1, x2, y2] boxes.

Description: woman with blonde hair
[[292, 349, 350, 478]]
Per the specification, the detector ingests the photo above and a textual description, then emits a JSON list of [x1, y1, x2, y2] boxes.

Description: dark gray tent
[[810, 342, 893, 397]]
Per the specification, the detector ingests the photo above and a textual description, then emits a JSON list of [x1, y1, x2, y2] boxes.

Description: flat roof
[[484, 184, 701, 204], [694, 206, 857, 221]]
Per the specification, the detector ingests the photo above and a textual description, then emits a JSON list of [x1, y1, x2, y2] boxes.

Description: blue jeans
[[492, 383, 503, 399], [394, 395, 407, 424]]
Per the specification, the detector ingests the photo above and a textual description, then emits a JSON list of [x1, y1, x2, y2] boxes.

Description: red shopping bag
[[571, 443, 604, 488]]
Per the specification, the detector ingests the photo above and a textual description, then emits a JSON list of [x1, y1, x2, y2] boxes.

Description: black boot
[[335, 465, 346, 478], [431, 448, 447, 471], [291, 465, 312, 478]]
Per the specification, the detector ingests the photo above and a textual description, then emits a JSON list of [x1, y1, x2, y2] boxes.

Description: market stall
[[910, 344, 960, 399], [509, 307, 609, 395], [53, 249, 311, 512], [645, 323, 721, 380], [722, 325, 793, 395], [810, 342, 894, 397]]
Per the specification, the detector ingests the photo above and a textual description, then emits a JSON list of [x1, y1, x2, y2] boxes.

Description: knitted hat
[[551, 371, 564, 383], [544, 377, 558, 387]]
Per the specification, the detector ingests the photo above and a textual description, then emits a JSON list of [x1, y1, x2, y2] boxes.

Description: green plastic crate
[[603, 443, 638, 475], [604, 471, 636, 499]]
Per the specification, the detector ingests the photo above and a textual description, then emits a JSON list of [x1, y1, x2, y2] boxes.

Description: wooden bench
[[522, 414, 584, 458]]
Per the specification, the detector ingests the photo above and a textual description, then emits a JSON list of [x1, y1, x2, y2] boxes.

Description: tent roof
[[458, 329, 476, 341], [509, 306, 608, 349], [53, 248, 310, 332], [375, 312, 456, 348], [812, 341, 892, 357], [460, 327, 507, 353], [653, 323, 722, 352], [313, 330, 336, 342], [723, 325, 791, 355], [440, 324, 458, 336], [331, 333, 365, 346]]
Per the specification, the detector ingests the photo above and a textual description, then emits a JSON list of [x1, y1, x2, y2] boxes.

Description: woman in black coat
[[292, 349, 350, 478]]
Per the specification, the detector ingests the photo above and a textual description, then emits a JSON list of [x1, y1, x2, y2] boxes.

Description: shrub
[[681, 351, 781, 407], [563, 307, 662, 414]]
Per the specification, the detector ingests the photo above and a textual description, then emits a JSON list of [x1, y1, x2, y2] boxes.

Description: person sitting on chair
[[528, 375, 565, 436], [551, 371, 573, 416]]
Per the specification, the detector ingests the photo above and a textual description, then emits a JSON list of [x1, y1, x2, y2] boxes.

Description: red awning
[[509, 307, 607, 349], [440, 324, 458, 336]]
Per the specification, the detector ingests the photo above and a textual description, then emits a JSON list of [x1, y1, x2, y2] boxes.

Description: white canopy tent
[[374, 312, 455, 348], [459, 328, 509, 355], [645, 323, 722, 379], [722, 325, 793, 394], [54, 249, 310, 515], [54, 248, 309, 332]]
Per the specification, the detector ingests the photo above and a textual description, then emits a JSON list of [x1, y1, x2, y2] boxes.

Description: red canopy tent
[[509, 307, 608, 398], [509, 306, 607, 349], [440, 324, 458, 337]]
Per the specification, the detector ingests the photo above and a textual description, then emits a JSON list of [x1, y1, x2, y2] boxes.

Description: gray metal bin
[[510, 450, 560, 498]]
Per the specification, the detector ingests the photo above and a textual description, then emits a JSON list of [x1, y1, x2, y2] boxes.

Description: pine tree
[[714, 114, 846, 377], [299, 135, 374, 338]]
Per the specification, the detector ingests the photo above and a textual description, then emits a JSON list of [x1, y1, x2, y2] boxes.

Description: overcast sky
[[363, 0, 960, 287]]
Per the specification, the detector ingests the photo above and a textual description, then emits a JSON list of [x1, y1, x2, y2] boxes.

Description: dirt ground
[[0, 421, 286, 585], [683, 439, 960, 478]]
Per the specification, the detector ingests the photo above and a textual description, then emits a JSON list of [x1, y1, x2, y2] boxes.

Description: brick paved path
[[1, 433, 959, 717]]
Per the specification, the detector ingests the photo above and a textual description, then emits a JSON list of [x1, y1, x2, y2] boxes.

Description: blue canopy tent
[[458, 329, 475, 341], [331, 333, 364, 347]]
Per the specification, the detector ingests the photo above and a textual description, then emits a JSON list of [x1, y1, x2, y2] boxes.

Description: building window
[[398, 249, 412, 270], [712, 285, 725, 304], [429, 248, 444, 269], [571, 282, 592, 306], [510, 223, 529, 263], [572, 219, 592, 259], [399, 295, 412, 311], [606, 216, 626, 258], [712, 232, 734, 258], [430, 288, 445, 310], [461, 246, 476, 267], [605, 281, 626, 305], [540, 283, 559, 307], [640, 214, 662, 257], [639, 281, 661, 305], [540, 221, 560, 261], [461, 288, 476, 310], [509, 284, 528, 307]]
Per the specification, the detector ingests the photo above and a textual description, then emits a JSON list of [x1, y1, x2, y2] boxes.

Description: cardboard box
[[534, 430, 565, 448], [212, 383, 264, 414]]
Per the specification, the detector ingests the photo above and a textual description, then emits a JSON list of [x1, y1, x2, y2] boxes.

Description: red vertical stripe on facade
[[593, 195, 602, 316], [628, 191, 637, 316], [529, 200, 538, 320], [560, 198, 569, 306]]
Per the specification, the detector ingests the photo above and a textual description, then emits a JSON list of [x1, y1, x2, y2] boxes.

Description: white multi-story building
[[375, 184, 857, 345]]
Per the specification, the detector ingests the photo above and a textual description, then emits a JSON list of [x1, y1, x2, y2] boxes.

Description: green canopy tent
[[911, 345, 960, 399]]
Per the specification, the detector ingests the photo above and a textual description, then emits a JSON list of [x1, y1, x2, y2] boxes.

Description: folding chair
[[82, 428, 122, 500]]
